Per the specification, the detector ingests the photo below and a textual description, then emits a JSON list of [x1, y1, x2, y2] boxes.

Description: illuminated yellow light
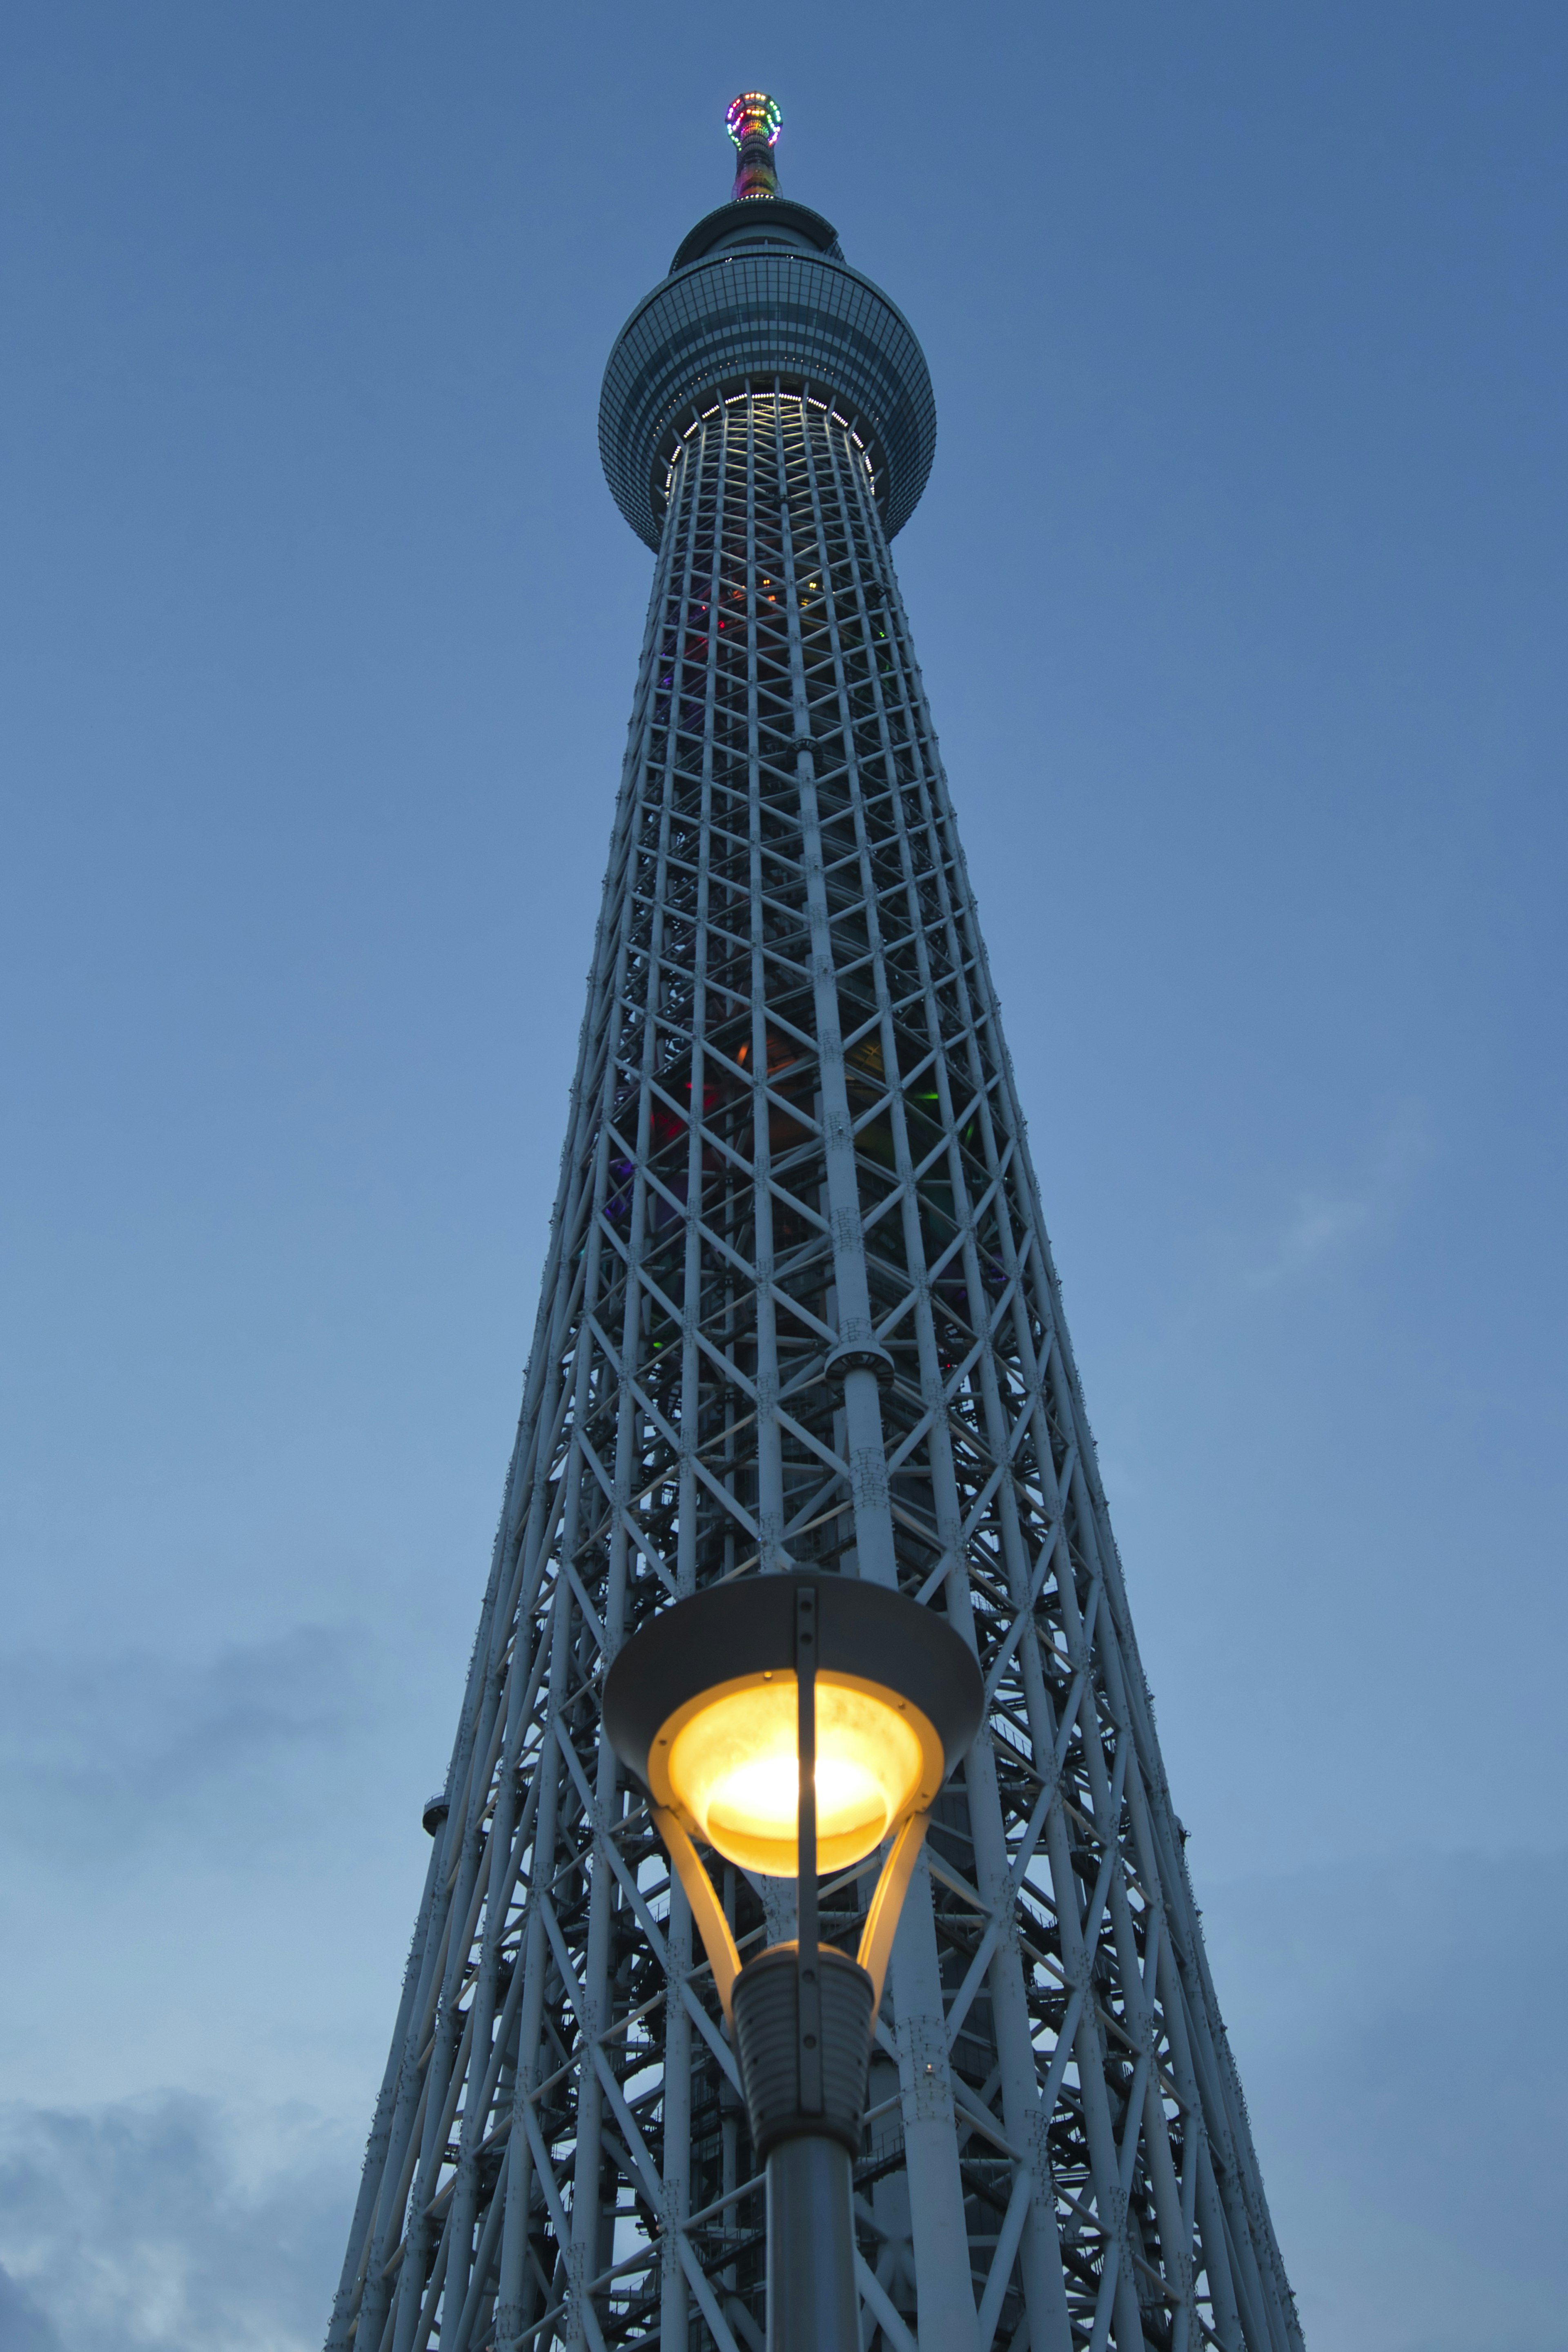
[[653, 1674, 939, 1875]]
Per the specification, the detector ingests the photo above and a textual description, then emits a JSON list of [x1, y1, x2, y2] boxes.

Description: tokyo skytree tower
[[326, 94, 1301, 2352]]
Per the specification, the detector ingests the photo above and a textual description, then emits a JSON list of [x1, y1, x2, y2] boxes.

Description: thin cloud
[[0, 1624, 372, 1862], [1249, 1188, 1372, 1288], [1245, 1103, 1430, 1292]]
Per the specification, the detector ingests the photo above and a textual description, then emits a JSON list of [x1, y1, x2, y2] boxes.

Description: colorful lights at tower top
[[726, 92, 782, 149], [726, 90, 782, 201]]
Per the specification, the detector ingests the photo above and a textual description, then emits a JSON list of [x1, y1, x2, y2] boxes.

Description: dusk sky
[[2, 7, 1564, 2348]]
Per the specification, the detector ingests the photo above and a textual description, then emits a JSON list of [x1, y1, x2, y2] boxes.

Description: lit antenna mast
[[726, 90, 782, 200]]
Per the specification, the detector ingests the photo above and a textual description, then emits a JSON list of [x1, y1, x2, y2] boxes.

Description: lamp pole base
[[766, 2135, 859, 2352], [731, 1944, 875, 2352]]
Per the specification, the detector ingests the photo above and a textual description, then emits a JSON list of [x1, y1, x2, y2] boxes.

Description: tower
[[327, 98, 1301, 2352]]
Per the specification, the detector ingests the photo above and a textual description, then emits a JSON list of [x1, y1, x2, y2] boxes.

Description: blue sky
[[1, 6, 1564, 2346]]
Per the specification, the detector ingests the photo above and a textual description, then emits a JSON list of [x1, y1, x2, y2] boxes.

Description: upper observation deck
[[599, 94, 937, 552]]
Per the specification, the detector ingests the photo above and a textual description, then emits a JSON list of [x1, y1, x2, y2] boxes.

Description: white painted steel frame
[[326, 386, 1301, 2352]]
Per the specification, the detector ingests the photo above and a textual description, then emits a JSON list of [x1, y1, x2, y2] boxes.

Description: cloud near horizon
[[0, 1849, 1560, 2352], [1200, 1843, 1568, 2352], [0, 2091, 354, 2352]]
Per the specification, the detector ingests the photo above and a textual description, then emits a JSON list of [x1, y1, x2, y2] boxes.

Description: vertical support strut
[[795, 1582, 822, 2114]]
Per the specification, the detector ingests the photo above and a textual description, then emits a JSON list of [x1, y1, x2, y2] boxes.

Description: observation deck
[[599, 95, 937, 552]]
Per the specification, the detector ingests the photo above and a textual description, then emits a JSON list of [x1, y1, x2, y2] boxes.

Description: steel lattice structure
[[327, 103, 1301, 2352]]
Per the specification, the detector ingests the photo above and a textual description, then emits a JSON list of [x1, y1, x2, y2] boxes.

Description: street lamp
[[603, 1572, 983, 2352]]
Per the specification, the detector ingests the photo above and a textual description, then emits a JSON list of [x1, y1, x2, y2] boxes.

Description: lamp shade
[[602, 1574, 983, 1876]]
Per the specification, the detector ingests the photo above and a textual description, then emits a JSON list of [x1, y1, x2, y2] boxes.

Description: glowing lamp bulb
[[601, 1574, 985, 2022], [655, 1674, 935, 1875]]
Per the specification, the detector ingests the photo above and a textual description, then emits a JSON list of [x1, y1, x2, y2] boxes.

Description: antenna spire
[[726, 91, 782, 201]]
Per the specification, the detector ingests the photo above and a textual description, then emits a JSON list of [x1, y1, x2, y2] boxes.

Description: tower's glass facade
[[327, 115, 1300, 2352]]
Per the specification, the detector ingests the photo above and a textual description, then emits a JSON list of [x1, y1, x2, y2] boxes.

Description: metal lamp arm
[[651, 1804, 742, 2024], [855, 1812, 929, 2011]]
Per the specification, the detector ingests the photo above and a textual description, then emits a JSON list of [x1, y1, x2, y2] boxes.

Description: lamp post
[[603, 1574, 983, 2352]]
